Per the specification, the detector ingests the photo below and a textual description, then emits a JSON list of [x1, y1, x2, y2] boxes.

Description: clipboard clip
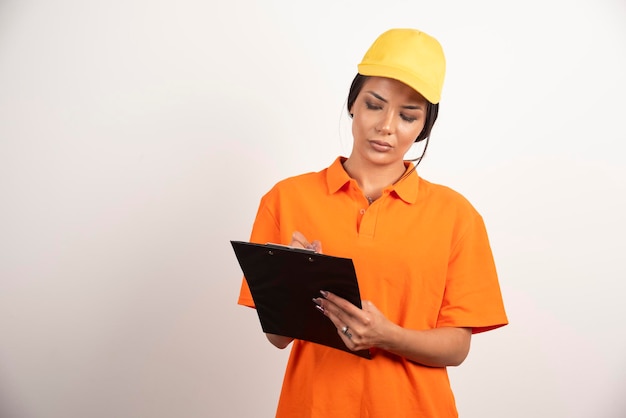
[[265, 242, 317, 255]]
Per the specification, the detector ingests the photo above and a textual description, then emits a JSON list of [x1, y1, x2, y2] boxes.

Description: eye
[[365, 101, 382, 110], [400, 114, 417, 123]]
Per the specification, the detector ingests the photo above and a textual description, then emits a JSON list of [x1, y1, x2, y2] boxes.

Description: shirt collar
[[326, 157, 420, 204]]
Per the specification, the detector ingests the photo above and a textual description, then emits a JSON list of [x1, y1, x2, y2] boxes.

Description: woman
[[238, 28, 508, 417]]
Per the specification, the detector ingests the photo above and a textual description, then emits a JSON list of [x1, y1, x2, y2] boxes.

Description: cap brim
[[358, 63, 440, 104]]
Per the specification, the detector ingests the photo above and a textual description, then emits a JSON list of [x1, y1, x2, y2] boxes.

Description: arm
[[376, 320, 471, 367], [266, 334, 294, 349], [314, 291, 471, 367]]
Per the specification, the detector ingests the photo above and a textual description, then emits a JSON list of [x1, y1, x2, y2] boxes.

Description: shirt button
[[359, 209, 366, 215]]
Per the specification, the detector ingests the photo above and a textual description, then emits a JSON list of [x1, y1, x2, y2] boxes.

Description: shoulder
[[276, 169, 325, 188], [260, 164, 330, 205], [271, 168, 326, 193], [419, 177, 478, 213], [418, 178, 494, 257], [416, 177, 486, 236]]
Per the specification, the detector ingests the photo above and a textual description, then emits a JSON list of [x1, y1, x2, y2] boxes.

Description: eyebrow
[[366, 91, 424, 110]]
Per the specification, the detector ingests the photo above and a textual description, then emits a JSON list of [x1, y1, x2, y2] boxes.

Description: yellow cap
[[358, 28, 446, 104]]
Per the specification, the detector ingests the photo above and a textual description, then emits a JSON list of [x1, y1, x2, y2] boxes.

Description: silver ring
[[341, 325, 352, 339]]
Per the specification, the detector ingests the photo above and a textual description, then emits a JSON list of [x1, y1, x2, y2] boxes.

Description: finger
[[313, 295, 344, 325], [291, 232, 323, 252], [320, 290, 362, 316], [310, 239, 322, 253], [316, 300, 365, 350], [290, 231, 309, 249], [340, 325, 353, 340]]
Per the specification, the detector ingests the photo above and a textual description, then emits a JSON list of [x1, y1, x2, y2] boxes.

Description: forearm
[[378, 326, 472, 367], [266, 333, 294, 349]]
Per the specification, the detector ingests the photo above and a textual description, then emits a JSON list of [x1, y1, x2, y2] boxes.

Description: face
[[349, 76, 427, 168]]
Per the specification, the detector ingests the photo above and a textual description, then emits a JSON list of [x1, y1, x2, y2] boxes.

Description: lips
[[369, 140, 392, 152]]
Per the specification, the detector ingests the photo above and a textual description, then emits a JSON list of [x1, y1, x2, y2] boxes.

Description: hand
[[314, 291, 472, 366], [290, 231, 322, 253], [312, 290, 394, 352]]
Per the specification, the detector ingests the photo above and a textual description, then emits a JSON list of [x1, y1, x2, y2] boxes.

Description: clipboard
[[231, 240, 371, 359]]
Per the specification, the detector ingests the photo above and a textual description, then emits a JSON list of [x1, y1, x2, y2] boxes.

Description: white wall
[[1, 1, 625, 417]]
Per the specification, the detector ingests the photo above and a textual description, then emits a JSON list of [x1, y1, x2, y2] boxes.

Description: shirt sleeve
[[436, 211, 508, 334], [237, 190, 282, 308]]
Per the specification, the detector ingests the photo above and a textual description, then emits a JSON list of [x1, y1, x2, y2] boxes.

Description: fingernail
[[314, 304, 325, 313], [312, 297, 321, 306], [320, 290, 328, 298]]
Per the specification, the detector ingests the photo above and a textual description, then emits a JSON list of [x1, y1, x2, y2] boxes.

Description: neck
[[342, 158, 407, 199]]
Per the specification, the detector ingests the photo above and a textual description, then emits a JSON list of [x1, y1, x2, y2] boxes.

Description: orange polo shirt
[[238, 157, 508, 418]]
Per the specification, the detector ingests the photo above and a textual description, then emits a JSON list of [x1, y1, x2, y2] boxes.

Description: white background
[[1, 0, 625, 417]]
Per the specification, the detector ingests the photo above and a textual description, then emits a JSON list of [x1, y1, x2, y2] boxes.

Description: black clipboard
[[231, 240, 371, 359]]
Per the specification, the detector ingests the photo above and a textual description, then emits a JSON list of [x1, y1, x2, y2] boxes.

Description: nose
[[376, 109, 395, 135]]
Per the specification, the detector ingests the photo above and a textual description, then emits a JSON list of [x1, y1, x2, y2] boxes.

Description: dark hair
[[346, 74, 439, 165]]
